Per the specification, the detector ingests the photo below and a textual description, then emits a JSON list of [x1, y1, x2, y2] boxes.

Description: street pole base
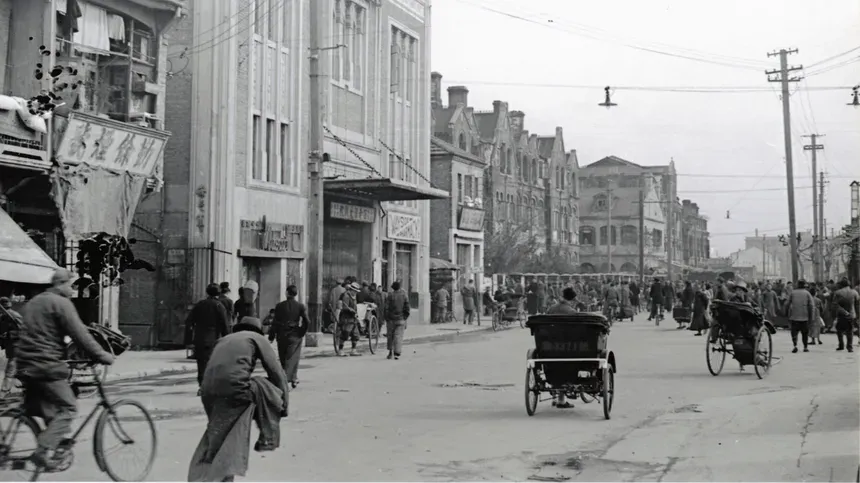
[[304, 332, 324, 348]]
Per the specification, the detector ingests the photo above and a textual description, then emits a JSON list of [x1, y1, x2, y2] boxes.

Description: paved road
[[6, 316, 859, 481]]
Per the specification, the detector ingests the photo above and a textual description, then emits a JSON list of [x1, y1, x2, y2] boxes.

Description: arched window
[[516, 152, 523, 178], [458, 133, 467, 151], [500, 145, 507, 173], [599, 226, 618, 245], [506, 148, 512, 174], [579, 226, 595, 245], [621, 225, 638, 245]]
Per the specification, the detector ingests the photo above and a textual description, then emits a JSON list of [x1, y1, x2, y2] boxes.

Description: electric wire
[[438, 79, 848, 93], [805, 55, 860, 77], [805, 45, 860, 69]]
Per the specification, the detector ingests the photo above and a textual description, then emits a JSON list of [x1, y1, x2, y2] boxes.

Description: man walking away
[[785, 279, 815, 353], [269, 285, 309, 388], [679, 281, 695, 329], [218, 282, 234, 328], [832, 277, 859, 352], [369, 283, 386, 336], [546, 287, 578, 408], [188, 316, 288, 482], [185, 283, 231, 395], [385, 281, 410, 360], [433, 284, 449, 324], [15, 269, 115, 470], [0, 297, 23, 395], [329, 279, 347, 332], [461, 280, 477, 325], [648, 278, 663, 321]]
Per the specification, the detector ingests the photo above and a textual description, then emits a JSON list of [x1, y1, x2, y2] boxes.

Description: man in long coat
[[188, 316, 288, 482], [269, 285, 309, 388], [185, 283, 231, 395], [460, 279, 477, 324]]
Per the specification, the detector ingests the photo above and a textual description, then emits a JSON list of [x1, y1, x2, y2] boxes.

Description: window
[[250, 1, 295, 186], [580, 227, 594, 245], [333, 0, 366, 92], [458, 133, 467, 151], [457, 174, 463, 204], [252, 115, 263, 179], [599, 226, 618, 246], [500, 146, 507, 174], [621, 226, 637, 245], [332, 1, 341, 81]]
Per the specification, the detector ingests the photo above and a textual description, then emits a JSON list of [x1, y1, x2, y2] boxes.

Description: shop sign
[[240, 220, 303, 254], [55, 112, 170, 178], [458, 206, 484, 231], [330, 202, 375, 223], [387, 213, 420, 242]]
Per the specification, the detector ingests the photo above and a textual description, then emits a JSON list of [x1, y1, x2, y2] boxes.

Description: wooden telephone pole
[[767, 48, 803, 283], [638, 174, 646, 289], [803, 134, 824, 281]]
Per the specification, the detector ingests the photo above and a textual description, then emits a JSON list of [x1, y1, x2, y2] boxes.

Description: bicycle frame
[[59, 362, 133, 452]]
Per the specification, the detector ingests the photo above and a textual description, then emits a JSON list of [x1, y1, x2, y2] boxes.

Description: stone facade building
[[680, 199, 709, 267]]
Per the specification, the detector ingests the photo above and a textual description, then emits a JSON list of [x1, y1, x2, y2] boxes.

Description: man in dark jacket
[[16, 269, 115, 470], [384, 281, 410, 360], [218, 282, 235, 327], [269, 285, 309, 388], [648, 279, 664, 321], [0, 297, 23, 395], [832, 277, 859, 352], [546, 287, 577, 409], [679, 281, 695, 329], [185, 283, 231, 394]]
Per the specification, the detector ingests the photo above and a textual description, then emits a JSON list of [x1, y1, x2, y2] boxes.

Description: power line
[[676, 173, 856, 179], [454, 0, 772, 72], [678, 186, 814, 194], [805, 55, 860, 77], [806, 45, 860, 69], [439, 79, 849, 93]]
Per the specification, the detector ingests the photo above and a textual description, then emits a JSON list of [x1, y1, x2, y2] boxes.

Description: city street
[[13, 316, 860, 482]]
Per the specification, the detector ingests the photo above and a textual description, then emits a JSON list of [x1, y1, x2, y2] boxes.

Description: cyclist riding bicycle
[[14, 268, 115, 470], [603, 281, 620, 319]]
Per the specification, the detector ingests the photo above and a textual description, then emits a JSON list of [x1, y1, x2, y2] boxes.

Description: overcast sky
[[429, 0, 860, 256]]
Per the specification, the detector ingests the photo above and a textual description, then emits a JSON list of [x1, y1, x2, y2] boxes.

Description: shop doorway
[[395, 243, 414, 296]]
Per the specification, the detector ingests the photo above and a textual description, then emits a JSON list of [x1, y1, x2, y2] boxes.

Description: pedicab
[[492, 293, 526, 330], [524, 313, 617, 419], [332, 301, 381, 355], [706, 300, 777, 379]]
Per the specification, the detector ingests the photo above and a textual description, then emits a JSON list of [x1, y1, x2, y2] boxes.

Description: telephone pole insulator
[[598, 86, 617, 108]]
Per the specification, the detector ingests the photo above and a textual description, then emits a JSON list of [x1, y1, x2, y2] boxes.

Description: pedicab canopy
[[525, 313, 611, 332], [0, 206, 60, 284]]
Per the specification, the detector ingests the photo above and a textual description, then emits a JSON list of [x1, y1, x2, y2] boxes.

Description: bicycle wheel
[[706, 328, 726, 376], [0, 408, 42, 481], [753, 326, 773, 380], [94, 400, 157, 482], [367, 316, 380, 355], [492, 311, 501, 332]]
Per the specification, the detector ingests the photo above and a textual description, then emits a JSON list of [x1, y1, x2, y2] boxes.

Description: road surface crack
[[657, 456, 680, 482], [796, 395, 819, 468]]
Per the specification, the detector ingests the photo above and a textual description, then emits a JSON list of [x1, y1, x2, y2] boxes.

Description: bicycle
[[491, 299, 526, 331], [0, 360, 157, 481], [333, 303, 380, 355]]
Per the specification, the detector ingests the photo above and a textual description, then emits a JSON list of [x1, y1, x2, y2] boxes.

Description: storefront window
[[242, 258, 262, 316], [395, 243, 414, 295], [323, 220, 371, 296]]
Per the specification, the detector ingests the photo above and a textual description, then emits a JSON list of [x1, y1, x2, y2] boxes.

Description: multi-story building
[[744, 229, 814, 281], [427, 78, 579, 275], [680, 199, 709, 267], [429, 77, 487, 314], [122, 0, 443, 345], [0, 0, 180, 341], [577, 156, 678, 275]]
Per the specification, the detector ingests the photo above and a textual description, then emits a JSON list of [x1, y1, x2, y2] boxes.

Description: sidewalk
[[97, 320, 493, 383]]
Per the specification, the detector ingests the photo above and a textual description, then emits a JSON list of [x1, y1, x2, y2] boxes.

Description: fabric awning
[[429, 258, 460, 271], [324, 178, 449, 201], [0, 207, 59, 284]]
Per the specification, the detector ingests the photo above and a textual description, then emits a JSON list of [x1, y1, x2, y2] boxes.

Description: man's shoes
[[803, 347, 809, 353], [197, 388, 202, 396], [387, 353, 393, 360], [792, 347, 798, 353], [836, 345, 845, 351], [349, 349, 360, 356], [254, 440, 277, 452], [290, 381, 298, 389], [848, 346, 854, 353]]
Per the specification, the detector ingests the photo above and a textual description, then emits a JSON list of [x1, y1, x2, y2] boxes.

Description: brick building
[[0, 0, 179, 343], [680, 199, 709, 267], [428, 75, 580, 275], [429, 81, 486, 312]]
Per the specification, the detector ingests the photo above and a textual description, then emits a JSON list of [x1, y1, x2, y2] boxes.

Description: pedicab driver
[[546, 287, 578, 409]]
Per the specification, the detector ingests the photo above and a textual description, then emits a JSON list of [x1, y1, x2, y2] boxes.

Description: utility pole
[[638, 174, 646, 289], [606, 183, 613, 273], [762, 233, 766, 280], [803, 134, 824, 281], [851, 181, 860, 286], [666, 173, 675, 282], [767, 48, 803, 283], [305, 0, 329, 347], [819, 172, 827, 280]]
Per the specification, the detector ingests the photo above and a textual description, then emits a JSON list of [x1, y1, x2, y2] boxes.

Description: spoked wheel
[[332, 318, 342, 356], [492, 311, 502, 332], [602, 367, 614, 420], [706, 328, 727, 376], [753, 326, 773, 380], [525, 349, 538, 416], [366, 316, 380, 355], [94, 400, 157, 482], [519, 310, 526, 329], [0, 409, 42, 481]]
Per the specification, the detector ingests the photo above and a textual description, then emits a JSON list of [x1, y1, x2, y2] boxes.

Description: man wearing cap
[[785, 279, 815, 353], [338, 282, 362, 356], [185, 283, 231, 395], [831, 277, 859, 352], [384, 281, 410, 360], [235, 280, 259, 321], [15, 268, 115, 469], [218, 282, 234, 326], [329, 279, 348, 332], [0, 296, 23, 395]]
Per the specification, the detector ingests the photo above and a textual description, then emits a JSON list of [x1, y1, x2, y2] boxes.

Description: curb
[[104, 325, 497, 384]]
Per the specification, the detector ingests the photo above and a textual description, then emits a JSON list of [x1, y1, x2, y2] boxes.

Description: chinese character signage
[[387, 213, 420, 242], [55, 112, 170, 178], [330, 202, 375, 223], [458, 206, 484, 231], [240, 220, 304, 255]]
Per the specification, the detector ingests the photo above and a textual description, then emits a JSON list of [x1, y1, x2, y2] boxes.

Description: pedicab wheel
[[753, 325, 773, 380], [332, 319, 342, 356], [525, 349, 538, 416], [492, 311, 501, 332], [706, 328, 726, 376], [366, 315, 380, 355], [601, 366, 614, 420], [94, 399, 157, 482]]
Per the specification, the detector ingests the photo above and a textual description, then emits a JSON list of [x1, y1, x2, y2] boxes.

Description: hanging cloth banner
[[51, 164, 146, 239]]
